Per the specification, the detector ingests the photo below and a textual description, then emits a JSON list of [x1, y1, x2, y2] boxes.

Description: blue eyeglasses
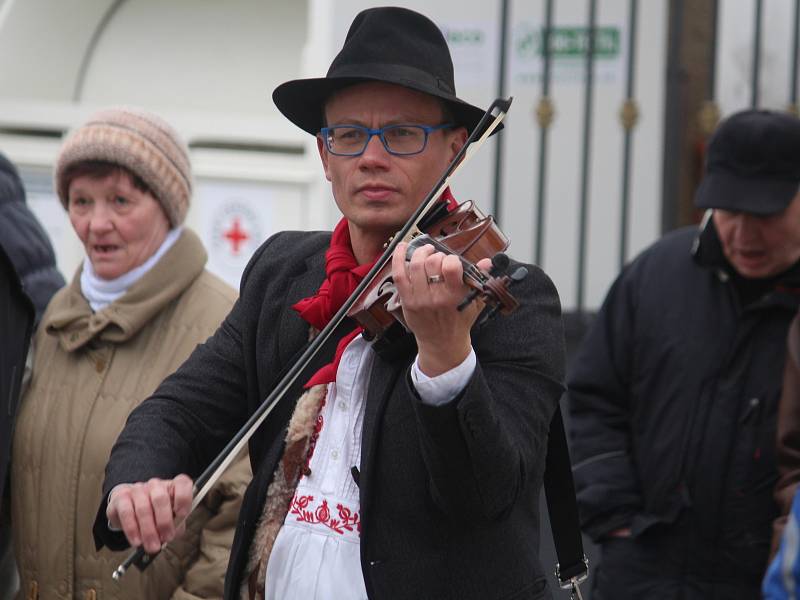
[[320, 123, 455, 156]]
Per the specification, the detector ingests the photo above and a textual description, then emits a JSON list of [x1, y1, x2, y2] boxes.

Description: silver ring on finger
[[427, 274, 444, 284]]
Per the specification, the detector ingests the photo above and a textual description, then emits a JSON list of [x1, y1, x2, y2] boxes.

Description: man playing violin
[[94, 7, 566, 600]]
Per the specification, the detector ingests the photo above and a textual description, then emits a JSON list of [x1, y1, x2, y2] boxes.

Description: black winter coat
[[0, 153, 63, 504], [96, 230, 567, 600], [0, 153, 64, 323], [0, 244, 34, 505], [568, 220, 800, 598]]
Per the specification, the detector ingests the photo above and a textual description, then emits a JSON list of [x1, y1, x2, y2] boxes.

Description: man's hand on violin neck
[[106, 474, 193, 554], [392, 242, 490, 377]]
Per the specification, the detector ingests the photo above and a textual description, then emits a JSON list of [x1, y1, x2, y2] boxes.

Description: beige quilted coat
[[11, 229, 251, 600]]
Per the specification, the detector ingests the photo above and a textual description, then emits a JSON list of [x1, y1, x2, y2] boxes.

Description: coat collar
[[45, 229, 207, 352]]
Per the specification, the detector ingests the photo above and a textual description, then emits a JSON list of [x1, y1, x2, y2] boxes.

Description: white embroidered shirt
[[265, 334, 476, 599]]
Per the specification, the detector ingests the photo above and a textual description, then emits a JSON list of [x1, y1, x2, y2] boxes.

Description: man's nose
[[359, 133, 391, 167], [734, 213, 761, 239]]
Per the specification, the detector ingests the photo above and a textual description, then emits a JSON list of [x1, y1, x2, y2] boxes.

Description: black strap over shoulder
[[545, 406, 589, 594]]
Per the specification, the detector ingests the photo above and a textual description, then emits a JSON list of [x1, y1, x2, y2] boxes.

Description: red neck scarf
[[293, 189, 458, 388], [292, 218, 375, 387]]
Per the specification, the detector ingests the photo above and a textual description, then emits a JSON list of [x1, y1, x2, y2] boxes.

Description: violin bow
[[112, 96, 513, 580]]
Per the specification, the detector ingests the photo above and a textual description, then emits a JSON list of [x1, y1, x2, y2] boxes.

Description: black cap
[[695, 109, 800, 215], [272, 7, 495, 136]]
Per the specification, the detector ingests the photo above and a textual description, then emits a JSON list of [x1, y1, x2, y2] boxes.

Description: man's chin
[[353, 214, 410, 235], [731, 259, 775, 279]]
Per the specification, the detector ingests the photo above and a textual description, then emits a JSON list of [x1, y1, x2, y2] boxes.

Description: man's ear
[[449, 127, 468, 161], [317, 135, 332, 182]]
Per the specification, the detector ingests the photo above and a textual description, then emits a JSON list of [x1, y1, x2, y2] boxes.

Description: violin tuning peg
[[490, 253, 510, 276]]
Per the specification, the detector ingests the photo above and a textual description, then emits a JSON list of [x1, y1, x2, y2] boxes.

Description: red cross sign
[[223, 217, 250, 255]]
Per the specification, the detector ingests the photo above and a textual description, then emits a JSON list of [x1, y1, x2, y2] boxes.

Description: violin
[[112, 96, 515, 580], [348, 199, 528, 351]]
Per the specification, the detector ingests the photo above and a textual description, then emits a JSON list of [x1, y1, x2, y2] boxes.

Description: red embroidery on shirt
[[290, 493, 361, 535]]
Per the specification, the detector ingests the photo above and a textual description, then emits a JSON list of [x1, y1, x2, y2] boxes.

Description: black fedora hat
[[695, 109, 800, 215], [272, 6, 493, 136]]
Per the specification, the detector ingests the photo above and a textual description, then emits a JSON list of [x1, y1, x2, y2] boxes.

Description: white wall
[[0, 0, 115, 102], [77, 0, 306, 115], [0, 0, 317, 286]]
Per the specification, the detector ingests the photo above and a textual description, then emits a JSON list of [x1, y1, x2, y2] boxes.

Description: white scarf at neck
[[80, 227, 183, 312]]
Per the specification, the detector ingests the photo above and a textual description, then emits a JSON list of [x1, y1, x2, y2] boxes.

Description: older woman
[[10, 108, 251, 600]]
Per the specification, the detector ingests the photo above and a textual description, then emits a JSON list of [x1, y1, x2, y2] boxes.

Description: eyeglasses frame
[[319, 123, 455, 157]]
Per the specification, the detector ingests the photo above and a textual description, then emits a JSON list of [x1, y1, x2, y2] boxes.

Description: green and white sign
[[516, 26, 620, 59], [512, 23, 625, 85]]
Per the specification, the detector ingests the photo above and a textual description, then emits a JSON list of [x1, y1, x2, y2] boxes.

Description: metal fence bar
[[492, 0, 510, 224], [751, 0, 763, 108], [698, 0, 720, 138], [661, 0, 684, 235], [576, 0, 597, 312], [618, 0, 639, 270], [708, 0, 719, 102], [534, 0, 555, 266]]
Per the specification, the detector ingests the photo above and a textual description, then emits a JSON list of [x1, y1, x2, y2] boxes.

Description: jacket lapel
[[274, 251, 326, 368]]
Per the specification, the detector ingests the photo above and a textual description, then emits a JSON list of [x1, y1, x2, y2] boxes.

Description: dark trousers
[[0, 500, 18, 600], [592, 515, 763, 600]]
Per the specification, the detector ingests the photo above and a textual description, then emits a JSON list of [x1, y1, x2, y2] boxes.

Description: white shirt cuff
[[411, 348, 476, 406]]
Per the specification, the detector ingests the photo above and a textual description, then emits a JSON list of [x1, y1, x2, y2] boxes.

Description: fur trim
[[241, 383, 328, 600]]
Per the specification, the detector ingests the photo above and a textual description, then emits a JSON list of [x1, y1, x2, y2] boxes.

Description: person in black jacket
[[0, 152, 64, 498], [0, 153, 65, 324], [0, 243, 34, 600], [568, 109, 800, 599], [0, 152, 63, 600], [93, 7, 565, 600]]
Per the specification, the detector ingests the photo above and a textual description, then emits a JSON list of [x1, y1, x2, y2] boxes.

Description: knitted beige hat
[[55, 107, 192, 227]]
